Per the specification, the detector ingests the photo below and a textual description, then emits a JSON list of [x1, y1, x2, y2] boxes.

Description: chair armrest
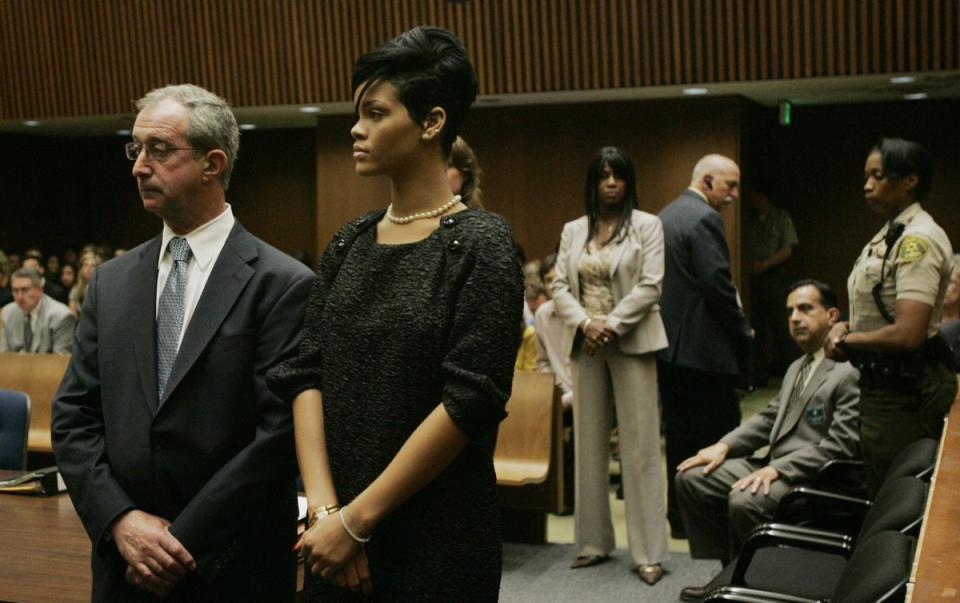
[[731, 523, 854, 586], [704, 585, 817, 603], [773, 486, 871, 524]]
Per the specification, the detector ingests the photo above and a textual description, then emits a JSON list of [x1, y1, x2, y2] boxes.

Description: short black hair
[[584, 146, 638, 243], [869, 137, 933, 201], [539, 253, 557, 282], [787, 278, 838, 310], [352, 26, 478, 157]]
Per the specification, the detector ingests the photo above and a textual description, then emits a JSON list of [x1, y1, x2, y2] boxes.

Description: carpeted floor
[[500, 543, 722, 602]]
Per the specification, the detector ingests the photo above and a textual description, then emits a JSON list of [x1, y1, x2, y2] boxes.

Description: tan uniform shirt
[[848, 203, 953, 336]]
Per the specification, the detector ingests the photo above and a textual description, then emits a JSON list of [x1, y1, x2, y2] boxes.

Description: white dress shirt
[[156, 204, 235, 349]]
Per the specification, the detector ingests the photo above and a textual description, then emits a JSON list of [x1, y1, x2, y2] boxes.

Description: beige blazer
[[551, 210, 668, 357]]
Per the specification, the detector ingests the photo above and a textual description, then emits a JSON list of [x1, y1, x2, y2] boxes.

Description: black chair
[[0, 388, 31, 471], [775, 437, 938, 531], [704, 530, 914, 603], [696, 476, 926, 601]]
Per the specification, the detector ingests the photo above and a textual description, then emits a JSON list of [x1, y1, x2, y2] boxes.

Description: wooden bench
[[494, 371, 564, 542], [0, 352, 70, 454]]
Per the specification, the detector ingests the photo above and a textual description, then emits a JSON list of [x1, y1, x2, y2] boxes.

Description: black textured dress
[[267, 208, 523, 601]]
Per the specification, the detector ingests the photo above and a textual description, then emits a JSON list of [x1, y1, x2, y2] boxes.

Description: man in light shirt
[[52, 84, 313, 602]]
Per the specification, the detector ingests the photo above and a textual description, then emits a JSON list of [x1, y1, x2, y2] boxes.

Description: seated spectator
[[938, 254, 960, 371], [45, 254, 61, 281], [675, 279, 860, 601], [0, 251, 11, 308], [22, 253, 68, 305], [59, 263, 77, 295], [517, 281, 548, 370], [0, 266, 76, 354], [534, 253, 574, 408], [69, 250, 100, 316]]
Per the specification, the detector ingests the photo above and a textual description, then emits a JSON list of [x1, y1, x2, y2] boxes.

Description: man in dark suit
[[657, 154, 753, 537], [52, 84, 314, 602], [675, 280, 860, 601]]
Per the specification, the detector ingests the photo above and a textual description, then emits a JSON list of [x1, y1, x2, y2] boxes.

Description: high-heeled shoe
[[635, 563, 664, 585]]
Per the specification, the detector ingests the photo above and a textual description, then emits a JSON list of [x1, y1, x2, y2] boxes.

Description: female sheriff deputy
[[826, 137, 956, 495]]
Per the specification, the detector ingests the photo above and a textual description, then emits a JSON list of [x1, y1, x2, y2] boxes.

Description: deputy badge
[[897, 235, 928, 262]]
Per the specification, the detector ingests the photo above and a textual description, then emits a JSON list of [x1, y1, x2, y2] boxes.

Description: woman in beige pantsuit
[[551, 146, 669, 585]]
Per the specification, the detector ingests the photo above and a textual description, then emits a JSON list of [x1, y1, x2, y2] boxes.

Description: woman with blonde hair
[[69, 250, 100, 316]]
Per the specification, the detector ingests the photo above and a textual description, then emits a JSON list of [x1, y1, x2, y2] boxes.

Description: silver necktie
[[157, 237, 192, 399]]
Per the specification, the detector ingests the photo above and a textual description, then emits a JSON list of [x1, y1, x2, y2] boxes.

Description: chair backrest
[[858, 476, 927, 542], [833, 530, 914, 603], [884, 437, 939, 482], [0, 388, 31, 471]]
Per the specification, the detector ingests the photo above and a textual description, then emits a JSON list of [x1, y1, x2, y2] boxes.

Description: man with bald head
[[657, 154, 754, 538]]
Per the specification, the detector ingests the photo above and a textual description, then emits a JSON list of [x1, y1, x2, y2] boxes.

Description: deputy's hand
[[825, 322, 849, 360], [677, 442, 730, 474], [731, 465, 780, 496], [111, 510, 195, 594], [125, 565, 173, 599]]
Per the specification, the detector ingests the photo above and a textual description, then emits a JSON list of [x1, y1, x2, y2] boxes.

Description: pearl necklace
[[386, 195, 462, 224]]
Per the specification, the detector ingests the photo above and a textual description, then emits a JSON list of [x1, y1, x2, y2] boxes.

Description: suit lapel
[[568, 220, 588, 299], [131, 237, 162, 415], [158, 224, 256, 409], [775, 358, 833, 444], [607, 219, 631, 278], [769, 359, 800, 445]]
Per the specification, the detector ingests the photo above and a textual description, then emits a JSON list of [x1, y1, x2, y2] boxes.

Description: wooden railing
[[908, 376, 960, 601]]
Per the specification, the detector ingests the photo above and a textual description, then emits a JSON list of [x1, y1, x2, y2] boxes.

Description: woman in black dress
[[267, 27, 522, 601]]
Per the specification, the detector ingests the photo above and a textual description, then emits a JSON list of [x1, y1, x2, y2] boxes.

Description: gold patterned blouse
[[578, 239, 615, 318]]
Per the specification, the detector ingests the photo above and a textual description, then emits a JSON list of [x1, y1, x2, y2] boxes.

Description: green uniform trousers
[[859, 362, 956, 495]]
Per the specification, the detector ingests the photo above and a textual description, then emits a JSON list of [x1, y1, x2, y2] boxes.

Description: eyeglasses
[[125, 141, 201, 162]]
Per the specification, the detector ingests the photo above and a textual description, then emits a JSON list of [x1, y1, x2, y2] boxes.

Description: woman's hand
[[824, 321, 849, 360], [331, 548, 373, 594], [582, 317, 617, 355], [298, 512, 363, 581]]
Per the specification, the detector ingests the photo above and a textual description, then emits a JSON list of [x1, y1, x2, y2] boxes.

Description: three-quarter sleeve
[[266, 218, 365, 402], [440, 216, 524, 440]]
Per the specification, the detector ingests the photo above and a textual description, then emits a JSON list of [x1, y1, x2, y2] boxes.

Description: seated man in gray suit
[[676, 279, 859, 602], [0, 266, 75, 353]]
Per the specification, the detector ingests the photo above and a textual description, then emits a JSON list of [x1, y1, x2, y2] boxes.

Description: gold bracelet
[[308, 504, 341, 527]]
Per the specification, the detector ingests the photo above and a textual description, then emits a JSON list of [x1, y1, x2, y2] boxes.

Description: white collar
[[159, 204, 235, 271], [687, 186, 709, 203]]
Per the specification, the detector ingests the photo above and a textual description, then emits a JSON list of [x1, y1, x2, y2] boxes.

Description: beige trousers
[[572, 347, 668, 565]]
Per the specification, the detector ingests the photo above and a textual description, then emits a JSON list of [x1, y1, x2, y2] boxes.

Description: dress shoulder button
[[448, 239, 463, 252], [442, 216, 456, 227]]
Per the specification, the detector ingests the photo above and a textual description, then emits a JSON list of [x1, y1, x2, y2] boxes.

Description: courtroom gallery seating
[[0, 388, 31, 471]]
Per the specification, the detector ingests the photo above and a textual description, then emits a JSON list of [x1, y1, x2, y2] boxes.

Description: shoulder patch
[[897, 235, 929, 263]]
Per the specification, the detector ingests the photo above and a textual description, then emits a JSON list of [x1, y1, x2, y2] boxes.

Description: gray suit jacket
[[657, 190, 752, 375], [52, 222, 313, 602], [0, 294, 75, 353], [551, 210, 668, 357], [720, 355, 861, 484]]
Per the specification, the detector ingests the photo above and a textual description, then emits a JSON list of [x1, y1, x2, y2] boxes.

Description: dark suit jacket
[[657, 190, 752, 375], [52, 222, 313, 602]]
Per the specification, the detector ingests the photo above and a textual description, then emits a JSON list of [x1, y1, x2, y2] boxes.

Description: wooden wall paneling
[[1, 0, 958, 120]]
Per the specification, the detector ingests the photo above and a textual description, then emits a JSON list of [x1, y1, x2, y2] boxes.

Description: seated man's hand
[[677, 442, 730, 474], [731, 465, 780, 496], [111, 509, 195, 595]]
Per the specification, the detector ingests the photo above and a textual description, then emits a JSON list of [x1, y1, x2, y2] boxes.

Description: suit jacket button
[[151, 439, 163, 451]]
